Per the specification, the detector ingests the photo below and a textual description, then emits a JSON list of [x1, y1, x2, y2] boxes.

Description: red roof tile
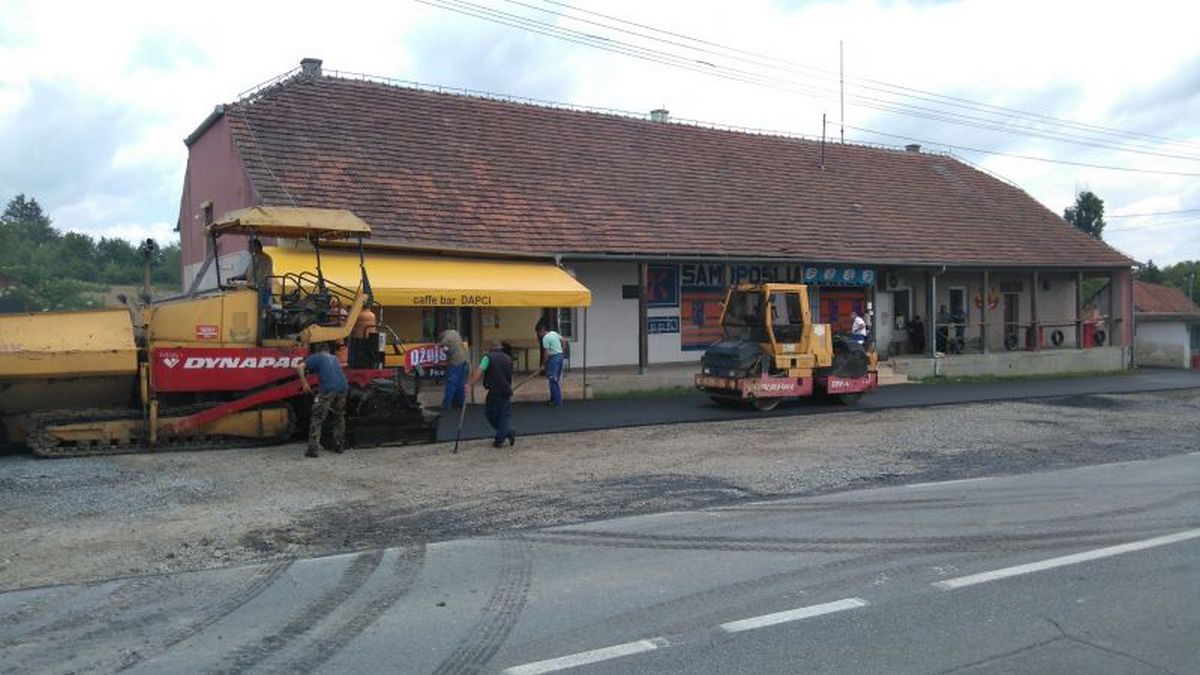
[[222, 75, 1133, 268], [1133, 280, 1200, 317]]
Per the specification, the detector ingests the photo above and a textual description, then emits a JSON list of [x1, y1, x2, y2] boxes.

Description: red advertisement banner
[[402, 343, 449, 371]]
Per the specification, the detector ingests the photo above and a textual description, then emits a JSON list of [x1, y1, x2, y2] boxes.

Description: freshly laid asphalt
[[435, 368, 1200, 442]]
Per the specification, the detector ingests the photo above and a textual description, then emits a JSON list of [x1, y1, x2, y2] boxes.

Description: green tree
[[0, 193, 182, 312], [1063, 191, 1106, 239], [96, 236, 141, 284], [1136, 259, 1164, 284], [153, 243, 182, 286], [1, 194, 56, 244]]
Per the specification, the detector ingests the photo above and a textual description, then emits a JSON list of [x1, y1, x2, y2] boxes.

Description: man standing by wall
[[537, 323, 565, 407], [438, 328, 469, 410], [295, 342, 348, 458], [467, 340, 516, 448], [850, 310, 868, 344]]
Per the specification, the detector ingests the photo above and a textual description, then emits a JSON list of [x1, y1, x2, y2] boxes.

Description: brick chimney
[[300, 58, 323, 80]]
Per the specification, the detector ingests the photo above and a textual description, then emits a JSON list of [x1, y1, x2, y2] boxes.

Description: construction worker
[[438, 328, 468, 409], [231, 239, 274, 311], [537, 322, 565, 407], [296, 342, 348, 457], [466, 340, 516, 448]]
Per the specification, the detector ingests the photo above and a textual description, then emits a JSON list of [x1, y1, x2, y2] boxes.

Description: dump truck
[[695, 283, 878, 410], [0, 207, 438, 457]]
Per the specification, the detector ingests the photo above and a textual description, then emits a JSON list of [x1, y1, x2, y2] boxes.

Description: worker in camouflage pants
[[296, 342, 349, 457]]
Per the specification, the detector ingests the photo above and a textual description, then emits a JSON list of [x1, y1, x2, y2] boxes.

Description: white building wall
[[571, 262, 638, 368], [1135, 321, 1190, 368]]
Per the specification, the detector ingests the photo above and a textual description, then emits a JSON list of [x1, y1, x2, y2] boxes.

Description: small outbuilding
[[1131, 281, 1200, 368]]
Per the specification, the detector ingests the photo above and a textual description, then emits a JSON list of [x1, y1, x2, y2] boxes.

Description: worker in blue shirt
[[295, 342, 348, 458]]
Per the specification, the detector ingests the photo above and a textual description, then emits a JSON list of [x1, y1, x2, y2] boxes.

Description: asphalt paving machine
[[695, 283, 878, 410], [0, 206, 438, 457]]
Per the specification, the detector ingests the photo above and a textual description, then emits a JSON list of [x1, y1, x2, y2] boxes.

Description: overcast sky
[[1, 0, 1197, 264]]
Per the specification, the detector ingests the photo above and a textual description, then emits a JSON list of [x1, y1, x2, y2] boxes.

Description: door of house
[[892, 289, 911, 329], [1003, 293, 1020, 348]]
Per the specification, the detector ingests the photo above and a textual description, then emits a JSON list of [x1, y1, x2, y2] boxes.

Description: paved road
[[2, 451, 1196, 673], [437, 368, 1200, 442]]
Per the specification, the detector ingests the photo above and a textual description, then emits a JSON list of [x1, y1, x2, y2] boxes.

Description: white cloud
[[0, 0, 1197, 263]]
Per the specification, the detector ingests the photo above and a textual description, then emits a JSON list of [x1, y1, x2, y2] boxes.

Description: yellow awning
[[266, 247, 591, 307]]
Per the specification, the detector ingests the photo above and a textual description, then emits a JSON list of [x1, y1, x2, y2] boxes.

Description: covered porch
[[872, 265, 1134, 372]]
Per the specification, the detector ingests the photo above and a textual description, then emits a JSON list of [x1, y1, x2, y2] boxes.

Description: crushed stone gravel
[[0, 389, 1197, 590]]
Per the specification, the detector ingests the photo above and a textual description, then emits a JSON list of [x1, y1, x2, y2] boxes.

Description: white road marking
[[502, 638, 669, 675], [934, 528, 1200, 590], [719, 598, 868, 633], [904, 476, 994, 489]]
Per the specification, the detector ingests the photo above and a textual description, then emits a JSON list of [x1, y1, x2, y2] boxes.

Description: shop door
[[819, 289, 866, 334]]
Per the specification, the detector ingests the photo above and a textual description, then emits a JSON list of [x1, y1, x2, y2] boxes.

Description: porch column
[[638, 262, 649, 374], [1110, 267, 1133, 350], [582, 306, 588, 398], [1075, 271, 1084, 349], [981, 269, 990, 354], [1030, 270, 1040, 351], [926, 270, 936, 357]]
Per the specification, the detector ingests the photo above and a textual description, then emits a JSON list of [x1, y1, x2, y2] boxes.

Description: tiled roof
[[1133, 280, 1200, 318], [223, 74, 1133, 268]]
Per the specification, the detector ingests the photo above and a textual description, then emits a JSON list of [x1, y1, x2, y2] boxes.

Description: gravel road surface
[[1, 388, 1197, 591]]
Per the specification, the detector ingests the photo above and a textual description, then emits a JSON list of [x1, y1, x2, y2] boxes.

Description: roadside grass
[[918, 369, 1136, 385], [592, 385, 697, 400]]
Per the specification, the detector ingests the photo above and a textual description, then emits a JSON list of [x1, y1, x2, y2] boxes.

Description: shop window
[[949, 286, 968, 323], [539, 308, 575, 338], [421, 307, 460, 342], [557, 308, 575, 338]]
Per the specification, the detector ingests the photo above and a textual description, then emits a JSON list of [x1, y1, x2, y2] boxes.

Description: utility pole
[[839, 40, 845, 143]]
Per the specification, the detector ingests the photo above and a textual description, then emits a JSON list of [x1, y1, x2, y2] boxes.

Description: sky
[[0, 0, 1197, 264]]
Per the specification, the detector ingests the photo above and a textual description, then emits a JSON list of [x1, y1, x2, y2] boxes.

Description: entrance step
[[876, 360, 911, 386]]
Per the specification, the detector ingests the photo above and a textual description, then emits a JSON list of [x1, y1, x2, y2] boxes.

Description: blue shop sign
[[647, 317, 681, 334], [803, 266, 876, 286]]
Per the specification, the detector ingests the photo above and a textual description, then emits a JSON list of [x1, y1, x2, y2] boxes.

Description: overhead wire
[[511, 0, 1200, 156], [1107, 208, 1200, 219], [415, 0, 1200, 176]]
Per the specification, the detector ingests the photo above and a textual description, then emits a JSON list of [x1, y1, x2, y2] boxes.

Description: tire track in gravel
[[212, 550, 383, 675], [432, 535, 532, 675], [114, 560, 292, 672], [280, 537, 426, 673]]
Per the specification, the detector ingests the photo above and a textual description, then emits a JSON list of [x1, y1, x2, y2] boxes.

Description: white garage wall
[[1135, 321, 1189, 368]]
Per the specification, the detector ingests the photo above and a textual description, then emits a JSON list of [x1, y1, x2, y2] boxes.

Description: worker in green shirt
[[537, 322, 565, 407], [466, 340, 516, 448]]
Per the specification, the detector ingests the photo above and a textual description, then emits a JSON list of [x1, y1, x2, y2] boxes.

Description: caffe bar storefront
[[268, 247, 592, 375]]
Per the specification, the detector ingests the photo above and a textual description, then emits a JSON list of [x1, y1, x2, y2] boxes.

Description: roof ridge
[[232, 64, 965, 159]]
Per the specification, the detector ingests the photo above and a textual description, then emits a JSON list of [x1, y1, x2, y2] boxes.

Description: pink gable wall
[[178, 114, 259, 281]]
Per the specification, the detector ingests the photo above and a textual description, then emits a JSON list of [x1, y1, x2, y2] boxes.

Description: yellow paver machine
[[0, 207, 438, 457]]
